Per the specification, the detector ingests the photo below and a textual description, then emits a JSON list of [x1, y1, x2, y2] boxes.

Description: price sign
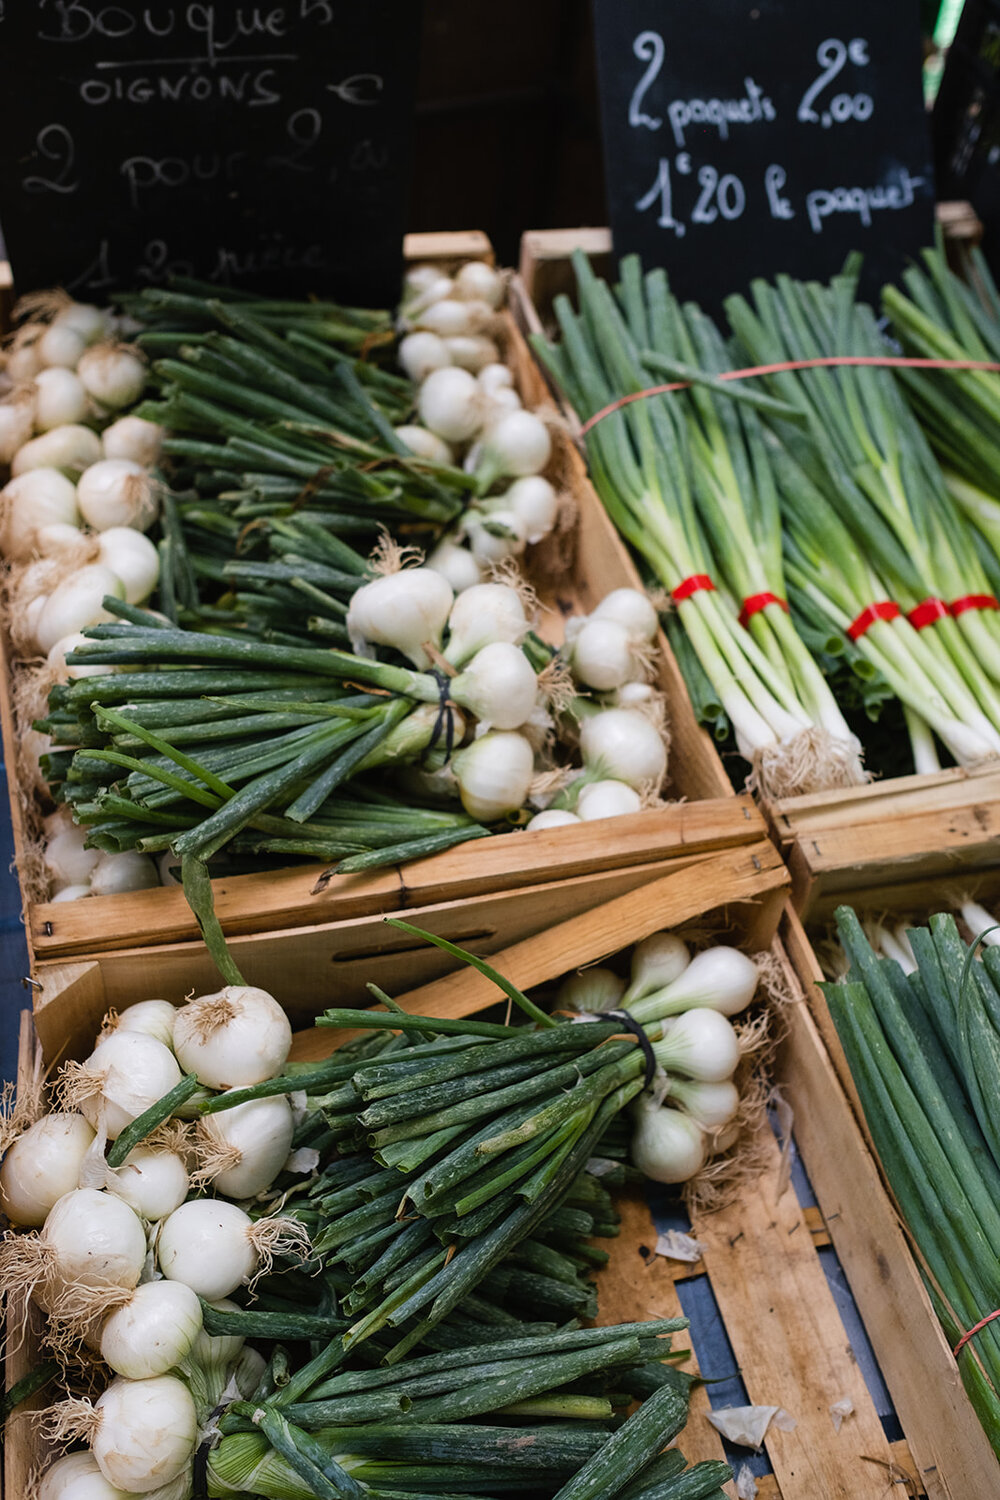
[[592, 0, 935, 314], [0, 2, 422, 304]]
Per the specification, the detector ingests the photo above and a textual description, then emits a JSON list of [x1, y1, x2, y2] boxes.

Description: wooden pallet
[[0, 231, 737, 965], [9, 851, 998, 1500]]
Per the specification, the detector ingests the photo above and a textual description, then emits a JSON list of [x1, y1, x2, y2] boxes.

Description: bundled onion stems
[[823, 908, 1000, 1453], [531, 251, 864, 796]]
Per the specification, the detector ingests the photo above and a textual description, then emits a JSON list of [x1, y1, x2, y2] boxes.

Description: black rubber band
[[420, 668, 455, 766], [192, 1402, 228, 1499], [596, 1008, 658, 1090]]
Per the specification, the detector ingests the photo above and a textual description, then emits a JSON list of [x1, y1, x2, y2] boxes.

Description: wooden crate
[[9, 852, 998, 1500], [0, 231, 737, 966], [766, 762, 1000, 921]]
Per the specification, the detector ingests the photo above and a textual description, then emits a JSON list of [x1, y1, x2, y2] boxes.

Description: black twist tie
[[596, 1008, 658, 1090], [192, 1401, 228, 1498], [420, 668, 455, 766]]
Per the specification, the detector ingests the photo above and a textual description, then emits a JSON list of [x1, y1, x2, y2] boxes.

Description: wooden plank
[[27, 796, 759, 957], [693, 1114, 895, 1500], [403, 229, 494, 266], [780, 908, 1000, 1500], [594, 1189, 732, 1476]]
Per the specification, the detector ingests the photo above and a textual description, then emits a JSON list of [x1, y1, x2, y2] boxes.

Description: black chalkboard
[[591, 0, 935, 314], [0, 1, 422, 306]]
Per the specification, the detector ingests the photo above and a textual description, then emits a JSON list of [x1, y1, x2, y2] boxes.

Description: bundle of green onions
[[884, 244, 1000, 599], [530, 250, 866, 797], [823, 906, 1000, 1453], [3, 925, 761, 1499], [726, 259, 1000, 774]]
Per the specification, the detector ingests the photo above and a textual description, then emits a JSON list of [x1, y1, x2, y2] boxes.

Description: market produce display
[[0, 267, 673, 919], [0, 921, 772, 1497], [531, 244, 1000, 793]]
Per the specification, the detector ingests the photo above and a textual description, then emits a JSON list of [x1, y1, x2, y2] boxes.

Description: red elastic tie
[[846, 601, 900, 641], [907, 598, 949, 630], [672, 574, 716, 603], [950, 594, 1000, 618], [738, 592, 789, 629], [954, 1308, 1000, 1358]]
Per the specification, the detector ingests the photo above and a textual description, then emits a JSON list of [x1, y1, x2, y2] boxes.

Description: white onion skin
[[592, 587, 659, 642], [77, 458, 158, 533], [34, 564, 125, 656], [173, 985, 292, 1089], [101, 415, 164, 466], [158, 1200, 257, 1299], [453, 260, 505, 308], [98, 527, 160, 604], [93, 1375, 197, 1493], [114, 999, 177, 1049], [12, 423, 102, 478], [88, 849, 160, 896], [526, 809, 581, 831], [77, 346, 147, 410], [43, 1188, 147, 1293], [0, 467, 80, 561], [48, 632, 111, 681], [556, 967, 626, 1013], [37, 321, 87, 370], [417, 366, 484, 443], [44, 822, 101, 890], [426, 537, 482, 594], [444, 582, 527, 667], [443, 335, 500, 373], [346, 567, 454, 670], [50, 882, 92, 902], [394, 425, 454, 465], [0, 395, 35, 462], [0, 1113, 96, 1227], [450, 641, 538, 730], [80, 1031, 183, 1140], [37, 1451, 131, 1500], [579, 709, 667, 791], [33, 367, 89, 429], [100, 1281, 203, 1379], [398, 331, 452, 384], [631, 1100, 707, 1185], [576, 780, 642, 820], [105, 1146, 189, 1221], [453, 731, 535, 821], [202, 1094, 295, 1199]]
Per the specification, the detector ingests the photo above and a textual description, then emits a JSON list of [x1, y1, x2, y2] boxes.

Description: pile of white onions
[[556, 927, 760, 1185], [0, 294, 167, 901], [0, 982, 311, 1496], [395, 261, 563, 591]]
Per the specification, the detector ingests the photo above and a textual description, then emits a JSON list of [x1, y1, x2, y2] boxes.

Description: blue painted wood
[[0, 763, 31, 1086]]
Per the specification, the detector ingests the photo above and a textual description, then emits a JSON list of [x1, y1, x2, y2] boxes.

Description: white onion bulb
[[394, 425, 454, 465], [34, 367, 89, 429], [477, 409, 551, 480], [101, 415, 164, 466], [105, 1146, 189, 1221], [114, 999, 177, 1049], [48, 632, 111, 681], [0, 393, 35, 462], [42, 1188, 148, 1294], [450, 641, 538, 730], [526, 809, 581, 831], [622, 932, 691, 1006], [632, 946, 759, 1022], [347, 567, 453, 670], [98, 527, 160, 603], [592, 587, 659, 642], [37, 1451, 130, 1500], [77, 458, 159, 533], [37, 321, 87, 370], [398, 331, 452, 384], [77, 1031, 183, 1140], [418, 366, 484, 443], [425, 537, 482, 593], [44, 821, 100, 890], [580, 708, 667, 790], [556, 967, 626, 1013], [12, 423, 102, 478], [89, 849, 160, 896], [631, 1098, 707, 1184], [100, 1280, 203, 1380], [173, 985, 292, 1089], [157, 1200, 258, 1299], [453, 260, 505, 308], [453, 731, 534, 821], [444, 582, 528, 666], [570, 618, 638, 692], [576, 780, 642, 820], [92, 1374, 197, 1493], [0, 1114, 96, 1227], [77, 345, 147, 410], [503, 476, 559, 543], [200, 1094, 295, 1200], [443, 335, 501, 373], [653, 1008, 741, 1082], [34, 564, 125, 655], [0, 467, 80, 561]]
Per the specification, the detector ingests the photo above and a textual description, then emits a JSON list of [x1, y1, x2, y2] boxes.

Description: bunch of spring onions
[[530, 251, 867, 797], [397, 259, 565, 584], [725, 258, 1000, 776], [1, 924, 763, 1498], [883, 244, 1000, 599], [823, 906, 1000, 1454]]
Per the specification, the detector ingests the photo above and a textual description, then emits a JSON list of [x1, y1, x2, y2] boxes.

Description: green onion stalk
[[726, 261, 1000, 768], [883, 242, 1000, 599], [530, 250, 865, 797], [822, 907, 1000, 1453]]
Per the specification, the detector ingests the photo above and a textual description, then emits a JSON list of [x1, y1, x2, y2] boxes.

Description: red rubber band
[[846, 601, 900, 641], [950, 594, 1000, 618], [579, 355, 1000, 436], [738, 592, 789, 629], [672, 574, 716, 603], [907, 598, 949, 630], [954, 1308, 1000, 1358]]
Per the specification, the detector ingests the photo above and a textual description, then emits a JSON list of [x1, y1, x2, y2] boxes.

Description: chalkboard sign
[[591, 0, 935, 314], [0, 2, 422, 306]]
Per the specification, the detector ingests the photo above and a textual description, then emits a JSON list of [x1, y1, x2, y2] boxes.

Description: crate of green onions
[[0, 231, 746, 970], [515, 226, 1000, 905], [2, 843, 939, 1500]]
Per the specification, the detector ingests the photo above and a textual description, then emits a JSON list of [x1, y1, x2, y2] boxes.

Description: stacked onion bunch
[[555, 928, 762, 1185], [0, 294, 164, 660], [397, 260, 564, 589], [0, 984, 313, 1497]]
